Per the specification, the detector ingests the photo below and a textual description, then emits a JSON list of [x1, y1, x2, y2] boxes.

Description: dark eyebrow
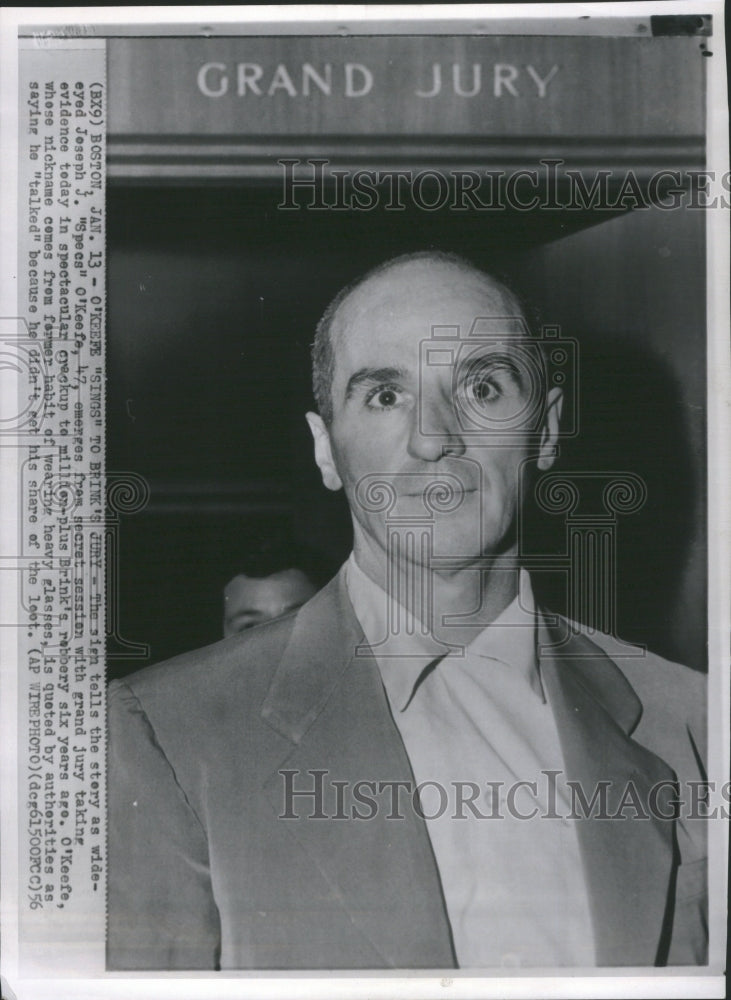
[[461, 352, 526, 384], [344, 366, 408, 400]]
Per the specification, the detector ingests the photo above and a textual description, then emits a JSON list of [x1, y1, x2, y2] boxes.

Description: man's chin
[[429, 523, 518, 563]]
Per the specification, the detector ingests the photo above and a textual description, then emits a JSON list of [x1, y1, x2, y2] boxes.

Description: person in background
[[223, 558, 318, 636]]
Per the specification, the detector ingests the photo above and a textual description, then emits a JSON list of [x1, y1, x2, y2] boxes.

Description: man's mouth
[[400, 487, 477, 497]]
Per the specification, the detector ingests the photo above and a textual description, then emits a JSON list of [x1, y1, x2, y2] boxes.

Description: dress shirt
[[345, 554, 597, 968]]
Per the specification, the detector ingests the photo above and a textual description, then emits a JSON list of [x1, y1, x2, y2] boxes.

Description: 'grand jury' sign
[[108, 35, 703, 138], [195, 60, 559, 100]]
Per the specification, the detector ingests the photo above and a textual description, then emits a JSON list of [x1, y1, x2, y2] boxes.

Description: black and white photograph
[[0, 5, 728, 999]]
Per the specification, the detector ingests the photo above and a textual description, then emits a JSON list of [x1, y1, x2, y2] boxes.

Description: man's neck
[[351, 540, 521, 649]]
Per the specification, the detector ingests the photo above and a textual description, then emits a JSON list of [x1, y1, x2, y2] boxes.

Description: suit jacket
[[107, 569, 708, 971]]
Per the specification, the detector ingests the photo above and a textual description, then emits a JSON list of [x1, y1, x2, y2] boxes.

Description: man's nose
[[406, 401, 466, 462]]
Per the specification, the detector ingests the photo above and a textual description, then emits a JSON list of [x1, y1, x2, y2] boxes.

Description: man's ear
[[537, 387, 563, 471], [305, 412, 343, 491]]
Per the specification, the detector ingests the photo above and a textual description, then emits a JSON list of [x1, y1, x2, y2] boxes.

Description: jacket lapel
[[260, 571, 456, 969], [539, 617, 677, 967]]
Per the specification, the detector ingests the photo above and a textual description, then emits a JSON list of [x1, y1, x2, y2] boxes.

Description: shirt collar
[[345, 554, 543, 712]]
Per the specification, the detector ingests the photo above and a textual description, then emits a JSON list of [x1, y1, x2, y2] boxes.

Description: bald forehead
[[330, 259, 524, 344]]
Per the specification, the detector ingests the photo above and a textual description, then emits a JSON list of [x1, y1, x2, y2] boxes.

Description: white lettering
[[494, 63, 519, 97], [526, 64, 559, 98], [197, 62, 228, 98], [453, 63, 481, 98], [237, 63, 263, 96], [268, 64, 298, 97], [345, 63, 373, 98], [415, 63, 441, 98], [302, 63, 332, 96]]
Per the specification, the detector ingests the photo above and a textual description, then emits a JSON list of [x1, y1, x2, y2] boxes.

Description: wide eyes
[[365, 384, 408, 411], [467, 376, 501, 405], [360, 360, 521, 413], [463, 362, 521, 408]]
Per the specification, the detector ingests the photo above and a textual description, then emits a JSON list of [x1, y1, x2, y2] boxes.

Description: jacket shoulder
[[564, 620, 707, 787], [108, 609, 296, 733], [580, 625, 706, 735]]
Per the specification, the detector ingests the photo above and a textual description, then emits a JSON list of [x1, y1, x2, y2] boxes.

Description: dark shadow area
[[523, 336, 704, 669]]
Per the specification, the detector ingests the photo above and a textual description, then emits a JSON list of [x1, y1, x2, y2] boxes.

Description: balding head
[[311, 251, 531, 425]]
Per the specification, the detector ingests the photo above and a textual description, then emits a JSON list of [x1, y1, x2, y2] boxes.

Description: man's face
[[223, 569, 317, 637], [307, 261, 561, 577]]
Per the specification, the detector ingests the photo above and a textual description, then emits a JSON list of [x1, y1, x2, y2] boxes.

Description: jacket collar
[[538, 614, 644, 735], [260, 568, 362, 745], [261, 569, 646, 748]]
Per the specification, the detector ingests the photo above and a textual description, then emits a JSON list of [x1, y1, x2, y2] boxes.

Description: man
[[223, 563, 318, 636], [108, 251, 707, 971]]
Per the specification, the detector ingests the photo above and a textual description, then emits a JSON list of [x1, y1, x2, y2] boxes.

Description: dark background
[[106, 183, 706, 680]]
